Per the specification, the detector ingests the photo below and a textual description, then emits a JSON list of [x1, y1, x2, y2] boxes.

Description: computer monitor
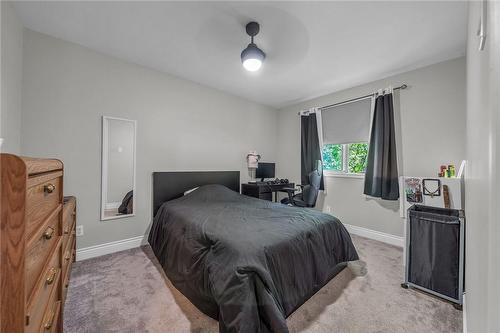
[[255, 162, 275, 182]]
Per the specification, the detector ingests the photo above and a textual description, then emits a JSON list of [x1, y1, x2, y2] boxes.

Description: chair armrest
[[281, 187, 296, 193]]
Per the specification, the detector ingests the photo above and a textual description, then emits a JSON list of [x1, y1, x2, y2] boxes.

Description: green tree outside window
[[322, 142, 368, 174], [348, 143, 368, 173], [321, 144, 343, 171]]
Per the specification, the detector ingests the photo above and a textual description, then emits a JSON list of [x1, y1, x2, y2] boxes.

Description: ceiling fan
[[241, 21, 266, 72]]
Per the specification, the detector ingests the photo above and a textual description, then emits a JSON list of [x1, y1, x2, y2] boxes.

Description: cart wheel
[[401, 283, 409, 289], [453, 304, 463, 311]]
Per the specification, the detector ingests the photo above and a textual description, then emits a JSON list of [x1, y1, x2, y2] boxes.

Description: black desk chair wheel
[[281, 160, 322, 208]]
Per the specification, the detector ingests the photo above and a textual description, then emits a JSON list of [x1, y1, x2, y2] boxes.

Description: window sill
[[324, 172, 365, 179]]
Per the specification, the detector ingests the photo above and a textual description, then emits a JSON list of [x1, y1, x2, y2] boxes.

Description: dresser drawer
[[26, 241, 61, 333], [40, 295, 61, 333], [26, 207, 61, 301], [62, 200, 75, 252], [62, 235, 75, 282], [26, 173, 62, 239], [62, 215, 75, 254], [62, 267, 70, 304], [50, 305, 62, 333], [63, 197, 76, 222]]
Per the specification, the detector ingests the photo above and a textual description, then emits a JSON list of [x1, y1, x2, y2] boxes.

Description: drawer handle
[[63, 227, 69, 235], [44, 183, 56, 194], [43, 226, 55, 240], [43, 308, 55, 330], [65, 251, 71, 261], [46, 267, 57, 285]]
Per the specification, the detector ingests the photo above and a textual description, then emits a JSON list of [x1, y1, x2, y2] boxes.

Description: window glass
[[348, 143, 369, 173], [322, 142, 369, 174], [322, 144, 343, 171]]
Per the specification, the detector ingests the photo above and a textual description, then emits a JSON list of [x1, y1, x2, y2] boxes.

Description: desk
[[241, 182, 295, 202]]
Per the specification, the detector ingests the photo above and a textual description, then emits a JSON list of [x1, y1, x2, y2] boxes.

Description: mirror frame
[[101, 116, 137, 221]]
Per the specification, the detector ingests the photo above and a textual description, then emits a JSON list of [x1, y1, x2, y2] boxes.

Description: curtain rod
[[298, 84, 408, 115]]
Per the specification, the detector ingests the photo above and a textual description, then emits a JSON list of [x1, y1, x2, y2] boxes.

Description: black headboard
[[152, 171, 240, 216]]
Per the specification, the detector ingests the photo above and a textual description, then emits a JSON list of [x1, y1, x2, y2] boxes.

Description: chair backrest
[[302, 160, 322, 207]]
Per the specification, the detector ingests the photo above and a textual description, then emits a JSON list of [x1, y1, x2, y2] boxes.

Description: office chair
[[281, 160, 322, 208]]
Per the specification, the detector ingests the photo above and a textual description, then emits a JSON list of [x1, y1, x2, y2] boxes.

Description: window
[[320, 97, 372, 176], [322, 142, 369, 175], [348, 142, 369, 173], [322, 144, 343, 171]]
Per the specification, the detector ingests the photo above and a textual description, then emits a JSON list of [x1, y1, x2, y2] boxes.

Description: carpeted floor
[[64, 235, 462, 333]]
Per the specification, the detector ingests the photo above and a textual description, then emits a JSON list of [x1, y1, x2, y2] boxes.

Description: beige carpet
[[64, 235, 462, 333]]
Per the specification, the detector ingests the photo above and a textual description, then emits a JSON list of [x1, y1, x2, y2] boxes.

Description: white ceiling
[[13, 1, 468, 108]]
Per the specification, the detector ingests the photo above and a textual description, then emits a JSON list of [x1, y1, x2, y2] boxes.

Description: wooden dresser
[[61, 196, 76, 304], [1, 154, 76, 333]]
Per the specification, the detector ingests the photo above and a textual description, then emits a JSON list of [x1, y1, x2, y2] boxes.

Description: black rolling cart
[[401, 205, 465, 309]]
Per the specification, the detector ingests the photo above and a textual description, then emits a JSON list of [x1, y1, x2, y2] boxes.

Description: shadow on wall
[[365, 196, 399, 212], [315, 191, 399, 214]]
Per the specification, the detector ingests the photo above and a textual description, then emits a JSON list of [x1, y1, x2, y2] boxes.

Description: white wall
[[21, 30, 278, 248], [1, 2, 23, 153], [276, 57, 466, 237], [465, 2, 500, 332]]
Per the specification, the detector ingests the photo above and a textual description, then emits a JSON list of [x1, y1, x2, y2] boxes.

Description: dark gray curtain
[[301, 114, 324, 190], [364, 93, 399, 200]]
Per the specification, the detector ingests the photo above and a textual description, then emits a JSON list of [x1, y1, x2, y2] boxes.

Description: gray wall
[[21, 30, 278, 248], [465, 2, 500, 332], [276, 57, 466, 237], [1, 2, 23, 153]]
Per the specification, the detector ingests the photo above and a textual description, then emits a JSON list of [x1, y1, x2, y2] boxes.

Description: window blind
[[321, 97, 372, 144]]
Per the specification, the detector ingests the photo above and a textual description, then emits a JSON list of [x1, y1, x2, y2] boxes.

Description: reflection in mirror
[[101, 116, 136, 220]]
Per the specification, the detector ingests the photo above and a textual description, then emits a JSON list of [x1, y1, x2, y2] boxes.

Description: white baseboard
[[343, 223, 404, 247], [76, 235, 147, 261]]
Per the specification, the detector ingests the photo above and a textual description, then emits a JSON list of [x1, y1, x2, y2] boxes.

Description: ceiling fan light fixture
[[241, 22, 265, 72], [241, 43, 265, 72]]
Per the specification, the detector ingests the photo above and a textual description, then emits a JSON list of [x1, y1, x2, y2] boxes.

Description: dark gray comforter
[[148, 185, 358, 333]]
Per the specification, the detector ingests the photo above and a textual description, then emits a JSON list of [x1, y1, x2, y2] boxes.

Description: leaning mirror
[[101, 116, 136, 220]]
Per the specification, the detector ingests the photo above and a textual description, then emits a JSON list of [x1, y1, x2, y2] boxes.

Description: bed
[[148, 171, 359, 333]]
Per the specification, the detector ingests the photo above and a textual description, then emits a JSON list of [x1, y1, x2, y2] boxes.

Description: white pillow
[[183, 187, 199, 196]]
